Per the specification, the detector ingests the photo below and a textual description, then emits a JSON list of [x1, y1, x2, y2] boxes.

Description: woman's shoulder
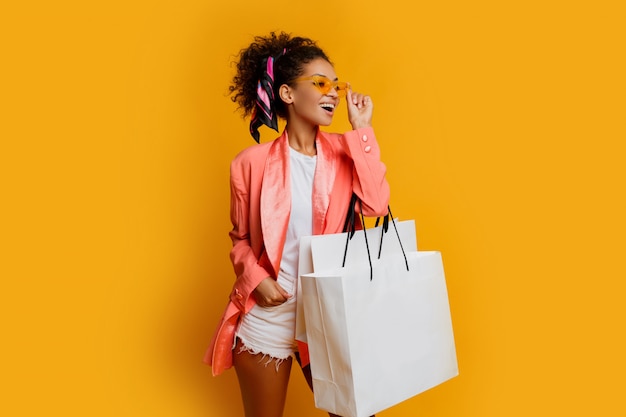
[[231, 140, 274, 168], [318, 130, 343, 140], [319, 127, 377, 150], [317, 130, 343, 150], [318, 128, 375, 144], [320, 127, 375, 139]]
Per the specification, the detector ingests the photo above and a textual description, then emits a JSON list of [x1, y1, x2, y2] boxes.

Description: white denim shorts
[[235, 270, 298, 365]]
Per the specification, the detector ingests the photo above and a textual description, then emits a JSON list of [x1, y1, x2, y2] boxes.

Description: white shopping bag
[[299, 223, 458, 417], [296, 220, 417, 344]]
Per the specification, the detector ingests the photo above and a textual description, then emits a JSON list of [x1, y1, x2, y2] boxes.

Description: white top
[[279, 146, 316, 277]]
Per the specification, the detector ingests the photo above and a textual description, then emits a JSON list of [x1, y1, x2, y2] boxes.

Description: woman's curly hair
[[229, 32, 331, 119]]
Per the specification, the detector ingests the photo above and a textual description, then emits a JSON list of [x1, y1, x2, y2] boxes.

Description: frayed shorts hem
[[234, 336, 295, 371]]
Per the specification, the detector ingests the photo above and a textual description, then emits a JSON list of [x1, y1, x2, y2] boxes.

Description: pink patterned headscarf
[[249, 49, 287, 142]]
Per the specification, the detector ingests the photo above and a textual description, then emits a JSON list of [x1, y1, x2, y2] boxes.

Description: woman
[[205, 32, 390, 417]]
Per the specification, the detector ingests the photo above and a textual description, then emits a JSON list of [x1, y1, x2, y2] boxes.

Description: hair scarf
[[249, 49, 287, 142]]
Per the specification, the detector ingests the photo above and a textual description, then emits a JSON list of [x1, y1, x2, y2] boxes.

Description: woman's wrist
[[350, 122, 372, 130]]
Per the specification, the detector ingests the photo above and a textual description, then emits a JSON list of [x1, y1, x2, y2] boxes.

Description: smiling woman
[[203, 32, 388, 417]]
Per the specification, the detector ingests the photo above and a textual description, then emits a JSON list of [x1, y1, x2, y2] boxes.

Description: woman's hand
[[346, 88, 373, 130], [253, 277, 292, 308]]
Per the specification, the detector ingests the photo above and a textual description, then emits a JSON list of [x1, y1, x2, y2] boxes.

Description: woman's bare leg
[[233, 338, 293, 417]]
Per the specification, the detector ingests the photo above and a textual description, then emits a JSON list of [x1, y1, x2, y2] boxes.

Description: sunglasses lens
[[336, 82, 348, 96], [301, 76, 349, 96], [311, 77, 332, 94]]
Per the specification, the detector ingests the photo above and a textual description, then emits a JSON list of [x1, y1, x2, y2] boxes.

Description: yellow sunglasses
[[293, 75, 349, 97]]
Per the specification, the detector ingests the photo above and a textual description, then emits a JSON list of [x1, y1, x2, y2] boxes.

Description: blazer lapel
[[312, 131, 336, 235], [260, 132, 291, 277], [260, 130, 337, 275]]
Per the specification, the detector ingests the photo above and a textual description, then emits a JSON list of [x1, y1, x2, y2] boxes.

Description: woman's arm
[[228, 161, 273, 313], [228, 159, 291, 312], [339, 89, 390, 216]]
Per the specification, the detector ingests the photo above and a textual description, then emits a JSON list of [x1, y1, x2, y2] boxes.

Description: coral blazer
[[205, 127, 390, 376]]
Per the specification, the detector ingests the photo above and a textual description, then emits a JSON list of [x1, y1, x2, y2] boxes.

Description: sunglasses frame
[[293, 75, 349, 97]]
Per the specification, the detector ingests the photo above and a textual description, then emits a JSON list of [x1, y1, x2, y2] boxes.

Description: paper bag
[[296, 220, 417, 344], [299, 223, 457, 417]]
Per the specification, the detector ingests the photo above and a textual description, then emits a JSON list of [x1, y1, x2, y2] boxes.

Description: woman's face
[[286, 58, 341, 127]]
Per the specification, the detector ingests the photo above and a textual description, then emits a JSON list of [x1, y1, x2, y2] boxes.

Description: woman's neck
[[286, 121, 318, 156]]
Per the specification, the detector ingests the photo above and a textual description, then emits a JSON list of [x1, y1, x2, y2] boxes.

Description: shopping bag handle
[[341, 195, 373, 280], [341, 194, 409, 280], [375, 206, 409, 271]]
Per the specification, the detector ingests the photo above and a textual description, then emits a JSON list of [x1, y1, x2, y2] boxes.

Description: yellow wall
[[2, 0, 625, 415]]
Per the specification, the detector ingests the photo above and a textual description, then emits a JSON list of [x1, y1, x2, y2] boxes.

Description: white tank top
[[279, 146, 316, 277]]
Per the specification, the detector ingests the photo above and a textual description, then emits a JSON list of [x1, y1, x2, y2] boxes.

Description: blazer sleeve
[[228, 159, 271, 313], [339, 127, 391, 216]]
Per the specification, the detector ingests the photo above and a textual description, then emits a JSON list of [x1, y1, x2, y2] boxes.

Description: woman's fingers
[[347, 89, 372, 109], [253, 277, 292, 307], [346, 88, 373, 129]]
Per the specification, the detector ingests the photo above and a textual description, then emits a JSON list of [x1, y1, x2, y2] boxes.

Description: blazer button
[[364, 145, 371, 153], [362, 134, 368, 142], [235, 289, 243, 300]]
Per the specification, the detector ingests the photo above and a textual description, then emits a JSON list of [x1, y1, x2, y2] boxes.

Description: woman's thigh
[[233, 338, 293, 417]]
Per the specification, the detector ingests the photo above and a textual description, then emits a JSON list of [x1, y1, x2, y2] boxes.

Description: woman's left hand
[[346, 88, 373, 130]]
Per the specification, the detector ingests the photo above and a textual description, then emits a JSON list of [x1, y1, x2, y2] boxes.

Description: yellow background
[[2, 0, 625, 415]]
